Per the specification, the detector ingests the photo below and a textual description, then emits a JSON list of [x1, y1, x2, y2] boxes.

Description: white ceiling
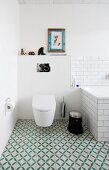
[[18, 0, 109, 4]]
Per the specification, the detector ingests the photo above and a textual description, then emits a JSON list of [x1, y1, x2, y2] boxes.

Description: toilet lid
[[32, 95, 56, 112]]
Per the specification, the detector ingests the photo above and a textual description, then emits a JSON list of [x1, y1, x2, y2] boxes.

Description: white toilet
[[32, 95, 56, 127]]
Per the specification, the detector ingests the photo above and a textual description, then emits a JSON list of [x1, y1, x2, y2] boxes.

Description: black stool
[[68, 112, 83, 134]]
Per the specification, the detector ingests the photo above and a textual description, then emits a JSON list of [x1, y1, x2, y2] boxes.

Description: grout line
[[15, 123, 25, 169], [52, 131, 57, 170], [34, 121, 38, 169], [35, 129, 38, 170], [85, 143, 98, 169], [35, 124, 37, 170]]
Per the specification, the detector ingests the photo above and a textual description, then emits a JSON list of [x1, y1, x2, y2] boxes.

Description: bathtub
[[81, 86, 109, 141], [82, 86, 109, 99]]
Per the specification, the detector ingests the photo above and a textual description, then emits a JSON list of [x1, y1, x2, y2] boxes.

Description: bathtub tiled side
[[81, 89, 109, 141], [98, 99, 109, 141], [81, 89, 98, 140]]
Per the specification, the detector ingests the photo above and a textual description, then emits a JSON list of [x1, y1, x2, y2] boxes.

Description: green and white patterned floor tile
[[36, 148, 55, 169], [36, 130, 56, 170], [55, 152, 76, 169], [0, 119, 109, 170], [0, 151, 18, 169]]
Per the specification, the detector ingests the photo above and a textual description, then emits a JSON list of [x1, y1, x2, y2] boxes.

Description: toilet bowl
[[32, 95, 56, 127]]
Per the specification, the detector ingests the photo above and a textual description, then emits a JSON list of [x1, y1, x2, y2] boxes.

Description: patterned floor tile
[[0, 151, 18, 169], [15, 143, 37, 170], [0, 119, 109, 170], [36, 137, 55, 169]]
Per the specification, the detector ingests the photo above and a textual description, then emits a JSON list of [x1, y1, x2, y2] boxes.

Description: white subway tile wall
[[81, 89, 98, 140], [71, 56, 109, 86], [81, 89, 109, 141]]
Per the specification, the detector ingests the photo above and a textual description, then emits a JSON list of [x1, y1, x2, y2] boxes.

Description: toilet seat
[[32, 95, 56, 112]]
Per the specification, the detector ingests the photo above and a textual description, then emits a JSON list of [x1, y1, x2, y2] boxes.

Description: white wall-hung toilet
[[32, 95, 56, 127]]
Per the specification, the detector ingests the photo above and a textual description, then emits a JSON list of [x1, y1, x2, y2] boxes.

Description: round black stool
[[68, 112, 83, 134]]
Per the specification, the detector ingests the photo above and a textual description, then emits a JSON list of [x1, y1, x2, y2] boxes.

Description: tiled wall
[[71, 56, 109, 86], [98, 99, 109, 141], [81, 89, 109, 141], [81, 89, 98, 140]]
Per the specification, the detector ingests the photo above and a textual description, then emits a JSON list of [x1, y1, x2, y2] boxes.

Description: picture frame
[[48, 28, 65, 52]]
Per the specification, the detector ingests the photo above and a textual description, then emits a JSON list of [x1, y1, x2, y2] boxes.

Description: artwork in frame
[[48, 28, 65, 52]]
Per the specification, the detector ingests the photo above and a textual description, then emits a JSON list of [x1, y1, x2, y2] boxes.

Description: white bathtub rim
[[81, 86, 109, 99]]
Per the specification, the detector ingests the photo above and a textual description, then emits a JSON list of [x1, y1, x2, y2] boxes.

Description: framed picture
[[48, 28, 65, 52]]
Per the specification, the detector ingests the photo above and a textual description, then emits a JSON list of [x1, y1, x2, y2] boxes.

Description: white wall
[[20, 4, 109, 56], [18, 55, 80, 119], [18, 4, 109, 119], [0, 0, 19, 156]]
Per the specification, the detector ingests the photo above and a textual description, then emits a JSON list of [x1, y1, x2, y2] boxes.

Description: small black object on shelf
[[38, 47, 46, 55], [21, 48, 25, 55], [28, 51, 35, 55], [68, 112, 83, 134]]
